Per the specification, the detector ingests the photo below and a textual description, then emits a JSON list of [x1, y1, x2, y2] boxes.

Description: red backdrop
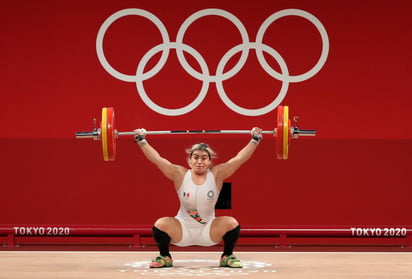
[[1, 0, 411, 228]]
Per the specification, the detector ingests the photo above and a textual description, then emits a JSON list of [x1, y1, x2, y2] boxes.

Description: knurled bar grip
[[76, 129, 316, 137], [117, 130, 274, 136]]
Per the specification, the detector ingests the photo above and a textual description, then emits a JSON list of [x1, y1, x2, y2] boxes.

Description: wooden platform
[[0, 251, 411, 279]]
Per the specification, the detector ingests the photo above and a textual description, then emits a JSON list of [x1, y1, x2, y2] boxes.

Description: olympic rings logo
[[96, 8, 329, 116]]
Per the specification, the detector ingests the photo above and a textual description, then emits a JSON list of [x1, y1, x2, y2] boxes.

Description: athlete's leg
[[210, 216, 242, 268], [150, 217, 182, 268]]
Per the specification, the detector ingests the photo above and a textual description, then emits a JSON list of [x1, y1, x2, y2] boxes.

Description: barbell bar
[[75, 106, 316, 161]]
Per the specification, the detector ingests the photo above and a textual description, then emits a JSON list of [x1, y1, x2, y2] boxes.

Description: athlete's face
[[189, 150, 211, 173]]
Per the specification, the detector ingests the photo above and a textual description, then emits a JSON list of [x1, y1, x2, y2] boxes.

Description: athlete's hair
[[186, 143, 217, 159]]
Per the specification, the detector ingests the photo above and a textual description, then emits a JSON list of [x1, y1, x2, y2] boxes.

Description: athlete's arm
[[134, 129, 186, 184], [213, 127, 262, 186]]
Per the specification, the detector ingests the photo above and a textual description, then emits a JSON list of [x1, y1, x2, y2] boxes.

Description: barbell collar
[[291, 128, 316, 138], [75, 130, 100, 140]]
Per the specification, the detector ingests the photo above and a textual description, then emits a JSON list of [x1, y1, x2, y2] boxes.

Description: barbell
[[75, 106, 316, 161]]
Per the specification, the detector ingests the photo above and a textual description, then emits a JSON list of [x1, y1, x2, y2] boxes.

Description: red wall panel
[[1, 0, 411, 229]]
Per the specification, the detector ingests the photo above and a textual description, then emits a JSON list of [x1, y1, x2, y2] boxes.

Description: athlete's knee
[[154, 217, 174, 231], [225, 216, 239, 230], [216, 216, 239, 231]]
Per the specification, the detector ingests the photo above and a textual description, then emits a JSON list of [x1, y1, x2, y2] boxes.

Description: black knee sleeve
[[152, 226, 172, 258], [222, 225, 241, 257]]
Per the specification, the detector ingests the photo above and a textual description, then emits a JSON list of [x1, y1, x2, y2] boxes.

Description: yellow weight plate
[[101, 107, 109, 161], [276, 106, 284, 159]]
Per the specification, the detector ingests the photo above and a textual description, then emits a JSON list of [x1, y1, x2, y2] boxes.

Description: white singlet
[[172, 169, 220, 247]]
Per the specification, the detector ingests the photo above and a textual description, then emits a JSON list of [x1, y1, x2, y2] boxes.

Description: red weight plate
[[106, 107, 116, 161]]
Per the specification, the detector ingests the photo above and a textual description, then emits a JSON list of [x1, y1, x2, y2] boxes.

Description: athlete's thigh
[[209, 216, 239, 243], [154, 217, 183, 243]]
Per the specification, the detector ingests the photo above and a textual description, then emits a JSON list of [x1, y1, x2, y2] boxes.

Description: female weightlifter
[[133, 127, 263, 268]]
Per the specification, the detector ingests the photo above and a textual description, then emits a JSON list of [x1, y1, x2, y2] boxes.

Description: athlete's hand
[[251, 127, 263, 143], [133, 128, 147, 143], [134, 128, 147, 136]]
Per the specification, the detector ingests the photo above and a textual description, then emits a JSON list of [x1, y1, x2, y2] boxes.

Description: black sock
[[152, 226, 172, 258], [221, 225, 241, 258]]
